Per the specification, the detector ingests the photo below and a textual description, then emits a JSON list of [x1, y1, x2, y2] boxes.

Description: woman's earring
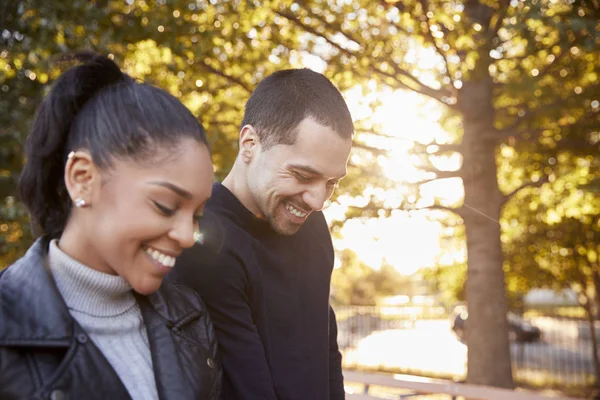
[[74, 198, 87, 208]]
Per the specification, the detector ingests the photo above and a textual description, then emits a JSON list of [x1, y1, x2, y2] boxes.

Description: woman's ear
[[64, 151, 98, 207]]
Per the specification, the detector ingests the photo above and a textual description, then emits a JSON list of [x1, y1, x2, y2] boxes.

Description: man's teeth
[[285, 202, 308, 218], [145, 247, 176, 268]]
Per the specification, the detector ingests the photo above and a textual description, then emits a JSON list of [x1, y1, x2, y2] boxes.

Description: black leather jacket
[[0, 238, 222, 399]]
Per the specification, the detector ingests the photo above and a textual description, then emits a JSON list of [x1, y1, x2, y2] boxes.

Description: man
[[170, 68, 353, 399]]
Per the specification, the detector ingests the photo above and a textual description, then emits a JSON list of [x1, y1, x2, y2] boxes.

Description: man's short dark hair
[[241, 68, 354, 149]]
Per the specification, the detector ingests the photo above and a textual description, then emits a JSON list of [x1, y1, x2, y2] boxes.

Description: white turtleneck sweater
[[48, 240, 159, 400]]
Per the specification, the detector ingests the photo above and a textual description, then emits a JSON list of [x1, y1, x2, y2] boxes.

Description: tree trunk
[[456, 1, 515, 388], [460, 76, 514, 388], [583, 295, 600, 387], [593, 270, 600, 320]]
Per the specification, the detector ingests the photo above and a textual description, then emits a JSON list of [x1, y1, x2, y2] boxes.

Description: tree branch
[[497, 110, 534, 134], [356, 127, 463, 150], [412, 142, 465, 155], [277, 10, 354, 58], [354, 129, 464, 153], [418, 164, 463, 175], [501, 175, 549, 205], [488, 0, 510, 42], [353, 142, 390, 156], [536, 46, 567, 81], [409, 169, 464, 186], [504, 38, 562, 62], [370, 63, 455, 106], [300, 5, 366, 50], [492, 127, 546, 142], [200, 60, 252, 93], [513, 30, 587, 82], [386, 5, 413, 36], [559, 112, 600, 135], [416, 0, 454, 86], [494, 98, 573, 137], [432, 143, 465, 154], [413, 204, 464, 217], [276, 8, 455, 108], [491, 118, 598, 143], [345, 201, 464, 219], [354, 128, 414, 141]]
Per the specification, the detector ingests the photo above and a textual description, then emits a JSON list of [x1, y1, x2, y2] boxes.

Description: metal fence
[[335, 305, 599, 387]]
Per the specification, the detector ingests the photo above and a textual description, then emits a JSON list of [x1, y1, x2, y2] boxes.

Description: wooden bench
[[343, 370, 580, 400]]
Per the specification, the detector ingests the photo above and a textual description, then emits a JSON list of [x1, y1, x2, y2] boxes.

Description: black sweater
[[169, 183, 344, 400]]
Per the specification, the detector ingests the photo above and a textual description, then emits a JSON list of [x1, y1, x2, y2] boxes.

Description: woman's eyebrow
[[147, 181, 192, 199]]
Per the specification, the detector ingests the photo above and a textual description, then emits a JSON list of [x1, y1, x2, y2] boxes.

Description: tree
[[508, 216, 600, 386], [423, 262, 467, 310], [422, 221, 468, 310], [502, 153, 600, 386], [267, 0, 600, 388], [331, 249, 405, 306]]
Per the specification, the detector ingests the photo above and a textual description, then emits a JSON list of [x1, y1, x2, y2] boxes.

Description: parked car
[[450, 305, 542, 343]]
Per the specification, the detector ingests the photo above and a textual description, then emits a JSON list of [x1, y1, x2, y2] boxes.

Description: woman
[[0, 53, 221, 399]]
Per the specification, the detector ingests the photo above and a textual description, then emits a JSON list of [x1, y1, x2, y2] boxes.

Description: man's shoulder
[[298, 211, 332, 241], [188, 193, 256, 256], [177, 238, 251, 270], [201, 205, 256, 256], [171, 209, 255, 283], [169, 224, 256, 296], [305, 210, 329, 229], [169, 242, 251, 294], [204, 189, 254, 237]]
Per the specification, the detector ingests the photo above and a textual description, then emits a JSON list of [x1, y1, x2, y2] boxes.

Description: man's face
[[246, 117, 352, 235]]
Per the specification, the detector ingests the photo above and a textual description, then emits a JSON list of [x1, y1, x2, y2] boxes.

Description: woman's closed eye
[[152, 200, 176, 217], [153, 200, 205, 229]]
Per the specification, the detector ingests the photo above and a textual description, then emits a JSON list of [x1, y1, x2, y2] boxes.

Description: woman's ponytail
[[19, 52, 126, 238]]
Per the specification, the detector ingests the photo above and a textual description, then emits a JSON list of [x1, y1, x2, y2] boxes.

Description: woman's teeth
[[285, 202, 308, 218], [145, 247, 176, 268]]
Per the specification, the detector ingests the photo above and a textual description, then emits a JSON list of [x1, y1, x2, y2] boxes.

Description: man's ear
[[64, 150, 98, 207], [239, 125, 260, 163]]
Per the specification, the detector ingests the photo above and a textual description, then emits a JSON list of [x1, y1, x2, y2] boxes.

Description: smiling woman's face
[[62, 138, 213, 295]]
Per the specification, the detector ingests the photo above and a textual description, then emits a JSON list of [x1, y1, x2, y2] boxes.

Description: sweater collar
[[208, 182, 275, 236], [47, 240, 135, 317]]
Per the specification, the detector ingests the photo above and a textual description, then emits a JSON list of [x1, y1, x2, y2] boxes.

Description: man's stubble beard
[[265, 200, 302, 236]]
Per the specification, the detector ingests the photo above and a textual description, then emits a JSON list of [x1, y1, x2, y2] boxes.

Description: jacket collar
[[0, 237, 73, 346], [0, 237, 201, 347], [144, 284, 204, 328]]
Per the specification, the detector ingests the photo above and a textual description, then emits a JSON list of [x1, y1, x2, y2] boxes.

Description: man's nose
[[302, 184, 328, 212]]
